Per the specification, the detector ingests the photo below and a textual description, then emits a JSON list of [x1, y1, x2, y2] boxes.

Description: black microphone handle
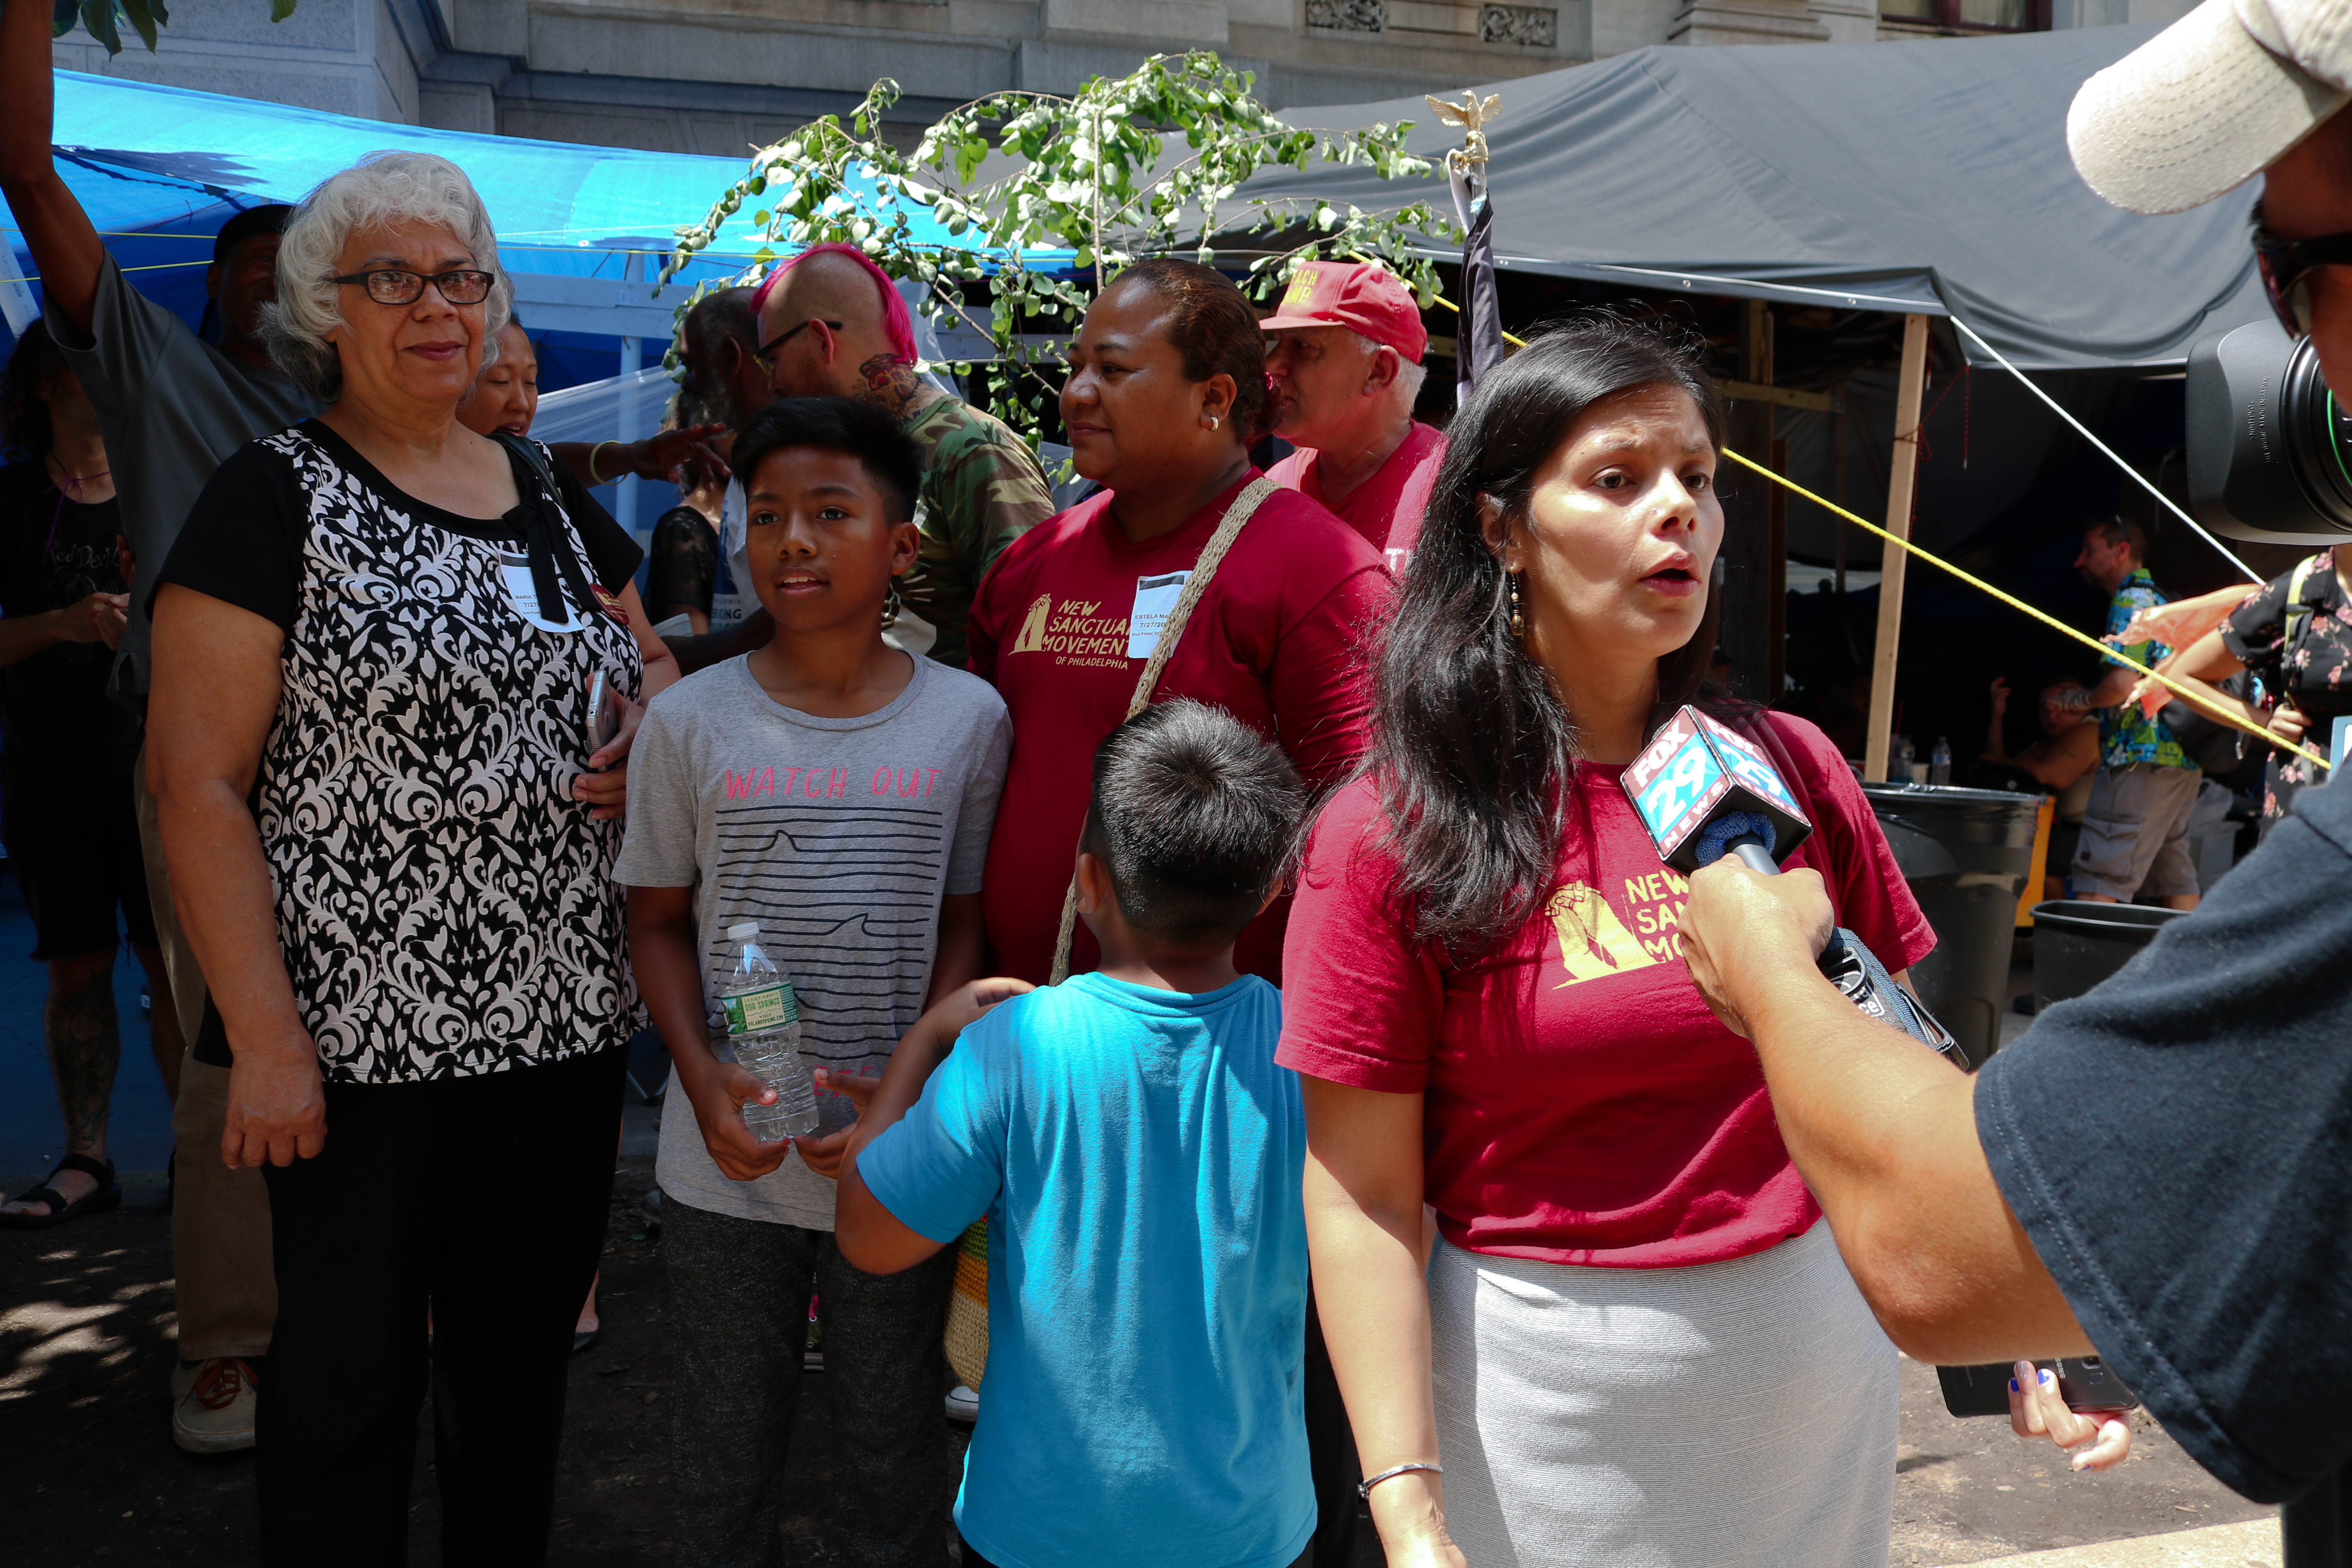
[[1721, 833, 1846, 976]]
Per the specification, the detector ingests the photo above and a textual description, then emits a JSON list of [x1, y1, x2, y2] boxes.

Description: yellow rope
[[11, 258, 213, 282], [1717, 446, 2330, 772]]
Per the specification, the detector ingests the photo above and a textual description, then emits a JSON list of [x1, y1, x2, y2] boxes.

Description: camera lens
[[2282, 337, 2352, 521], [2188, 319, 2352, 542]]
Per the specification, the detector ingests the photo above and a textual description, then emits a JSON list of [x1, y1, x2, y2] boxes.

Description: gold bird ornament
[[1425, 91, 1503, 169]]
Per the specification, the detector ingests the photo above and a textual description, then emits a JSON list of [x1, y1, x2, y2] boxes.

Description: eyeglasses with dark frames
[[755, 318, 844, 365], [2251, 216, 2352, 339], [330, 267, 498, 307]]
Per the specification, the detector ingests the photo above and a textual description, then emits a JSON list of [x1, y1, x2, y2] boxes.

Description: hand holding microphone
[[1626, 708, 1963, 1062]]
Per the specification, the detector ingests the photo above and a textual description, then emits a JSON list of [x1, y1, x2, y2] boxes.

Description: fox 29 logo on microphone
[[1623, 709, 1813, 875]]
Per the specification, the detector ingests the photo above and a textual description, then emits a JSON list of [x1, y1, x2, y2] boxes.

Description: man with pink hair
[[719, 243, 1052, 670]]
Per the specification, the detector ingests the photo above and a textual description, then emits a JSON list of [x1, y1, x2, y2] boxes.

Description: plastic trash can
[[1862, 783, 2043, 1068], [2028, 901, 2187, 1011]]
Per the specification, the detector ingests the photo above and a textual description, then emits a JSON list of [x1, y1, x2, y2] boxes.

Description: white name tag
[[498, 549, 589, 633], [1128, 570, 1189, 661]]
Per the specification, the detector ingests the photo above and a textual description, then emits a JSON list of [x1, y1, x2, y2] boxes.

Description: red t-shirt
[[1276, 712, 1934, 1269], [1267, 420, 1446, 572], [969, 471, 1388, 986]]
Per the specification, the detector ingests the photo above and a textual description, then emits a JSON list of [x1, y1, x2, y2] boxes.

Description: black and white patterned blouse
[[158, 420, 645, 1084]]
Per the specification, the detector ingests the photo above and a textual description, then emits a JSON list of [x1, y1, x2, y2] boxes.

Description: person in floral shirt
[[2148, 546, 2352, 829], [2055, 519, 2203, 909]]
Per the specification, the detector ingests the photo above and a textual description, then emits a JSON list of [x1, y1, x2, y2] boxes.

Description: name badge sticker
[[1128, 570, 1189, 661], [498, 549, 590, 634]]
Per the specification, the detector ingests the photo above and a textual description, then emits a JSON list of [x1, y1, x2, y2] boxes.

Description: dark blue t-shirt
[[1978, 773, 2352, 1504]]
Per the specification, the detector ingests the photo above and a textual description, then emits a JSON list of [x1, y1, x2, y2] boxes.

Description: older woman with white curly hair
[[145, 150, 677, 1564]]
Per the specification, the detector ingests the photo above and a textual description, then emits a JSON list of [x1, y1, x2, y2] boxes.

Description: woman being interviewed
[[1278, 320, 1934, 1566], [146, 152, 676, 1563]]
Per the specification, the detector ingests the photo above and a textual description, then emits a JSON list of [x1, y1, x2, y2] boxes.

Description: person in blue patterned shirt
[[2056, 518, 2202, 909]]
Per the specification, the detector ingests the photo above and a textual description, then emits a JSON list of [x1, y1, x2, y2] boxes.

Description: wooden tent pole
[[1863, 313, 1932, 783]]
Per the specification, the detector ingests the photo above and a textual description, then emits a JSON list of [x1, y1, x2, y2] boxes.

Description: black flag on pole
[[1450, 161, 1504, 403]]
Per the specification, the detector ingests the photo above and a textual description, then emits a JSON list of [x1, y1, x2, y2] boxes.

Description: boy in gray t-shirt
[[615, 397, 1009, 1565]]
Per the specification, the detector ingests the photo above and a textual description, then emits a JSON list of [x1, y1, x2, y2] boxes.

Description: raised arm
[[1300, 1078, 1461, 1568], [147, 585, 323, 1169], [835, 978, 1031, 1273], [0, 0, 106, 330]]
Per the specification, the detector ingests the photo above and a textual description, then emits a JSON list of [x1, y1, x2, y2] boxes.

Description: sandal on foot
[[0, 1152, 122, 1229]]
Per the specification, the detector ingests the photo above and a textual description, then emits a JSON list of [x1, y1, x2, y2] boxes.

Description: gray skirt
[[1430, 1219, 1897, 1568]]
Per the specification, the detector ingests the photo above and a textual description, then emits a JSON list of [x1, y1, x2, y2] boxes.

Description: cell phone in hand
[[585, 670, 626, 757], [1937, 1357, 2139, 1418]]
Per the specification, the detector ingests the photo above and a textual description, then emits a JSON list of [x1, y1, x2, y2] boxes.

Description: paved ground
[[0, 888, 2280, 1564]]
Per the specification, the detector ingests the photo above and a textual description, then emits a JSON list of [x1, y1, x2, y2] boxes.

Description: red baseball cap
[[1260, 261, 1428, 365]]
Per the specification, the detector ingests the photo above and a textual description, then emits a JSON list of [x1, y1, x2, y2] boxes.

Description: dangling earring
[[881, 579, 903, 629], [1508, 570, 1525, 640]]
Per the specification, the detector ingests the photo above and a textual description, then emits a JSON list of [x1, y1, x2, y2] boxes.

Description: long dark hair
[[0, 319, 67, 463], [1369, 316, 1733, 957], [1110, 258, 1271, 444]]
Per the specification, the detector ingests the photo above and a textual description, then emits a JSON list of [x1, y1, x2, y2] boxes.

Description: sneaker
[[944, 1383, 979, 1424], [171, 1357, 260, 1454]]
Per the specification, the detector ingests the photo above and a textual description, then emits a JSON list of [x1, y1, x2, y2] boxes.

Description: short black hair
[[732, 396, 922, 523], [212, 203, 291, 265], [1080, 701, 1305, 948]]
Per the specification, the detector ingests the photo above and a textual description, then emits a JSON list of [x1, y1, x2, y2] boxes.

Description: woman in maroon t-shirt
[[967, 259, 1387, 987], [1279, 322, 1936, 1566]]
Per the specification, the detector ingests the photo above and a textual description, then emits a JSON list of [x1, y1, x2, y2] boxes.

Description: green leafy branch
[[54, 0, 295, 55], [659, 52, 1452, 452]]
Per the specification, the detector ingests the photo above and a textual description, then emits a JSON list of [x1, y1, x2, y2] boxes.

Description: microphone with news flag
[[1622, 707, 1964, 1064]]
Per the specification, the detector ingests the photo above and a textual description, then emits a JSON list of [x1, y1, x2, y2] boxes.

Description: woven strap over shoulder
[[1046, 475, 1281, 984]]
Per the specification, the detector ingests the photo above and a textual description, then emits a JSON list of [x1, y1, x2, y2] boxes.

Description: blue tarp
[[7, 71, 976, 384]]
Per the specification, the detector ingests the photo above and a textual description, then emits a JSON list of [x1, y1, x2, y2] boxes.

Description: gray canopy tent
[[1247, 25, 2270, 777]]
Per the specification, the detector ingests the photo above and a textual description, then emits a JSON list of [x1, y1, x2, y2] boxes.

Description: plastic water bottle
[[1929, 737, 1953, 786], [718, 921, 816, 1141], [1893, 735, 1917, 780]]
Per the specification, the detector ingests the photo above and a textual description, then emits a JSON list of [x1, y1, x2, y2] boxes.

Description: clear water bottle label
[[721, 981, 797, 1035]]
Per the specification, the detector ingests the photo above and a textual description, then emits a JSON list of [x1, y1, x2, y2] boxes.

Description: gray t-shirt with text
[[45, 255, 318, 699], [615, 652, 1011, 1230]]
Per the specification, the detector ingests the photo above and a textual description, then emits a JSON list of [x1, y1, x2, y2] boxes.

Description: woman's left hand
[[2010, 1361, 2133, 1472], [574, 697, 645, 820]]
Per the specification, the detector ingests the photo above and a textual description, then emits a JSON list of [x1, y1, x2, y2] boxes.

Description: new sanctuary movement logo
[[1548, 870, 1691, 986], [1010, 592, 1134, 669]]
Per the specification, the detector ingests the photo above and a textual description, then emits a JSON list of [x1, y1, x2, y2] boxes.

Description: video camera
[[2188, 317, 2352, 543]]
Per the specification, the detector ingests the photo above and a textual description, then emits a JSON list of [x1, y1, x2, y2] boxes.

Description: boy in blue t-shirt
[[835, 700, 1316, 1568]]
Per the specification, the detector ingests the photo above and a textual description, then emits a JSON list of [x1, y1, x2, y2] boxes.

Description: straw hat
[[2069, 0, 2352, 215]]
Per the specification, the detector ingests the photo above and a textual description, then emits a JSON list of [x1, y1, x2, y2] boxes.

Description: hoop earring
[[1508, 570, 1525, 640], [881, 579, 903, 630]]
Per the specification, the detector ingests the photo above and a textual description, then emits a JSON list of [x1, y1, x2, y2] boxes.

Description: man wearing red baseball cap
[[1262, 261, 1447, 570]]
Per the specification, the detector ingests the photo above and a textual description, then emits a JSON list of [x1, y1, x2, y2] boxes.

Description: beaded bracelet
[[1358, 1460, 1443, 1500]]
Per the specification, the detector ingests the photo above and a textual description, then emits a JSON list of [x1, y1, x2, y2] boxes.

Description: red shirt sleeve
[[965, 523, 1019, 682], [1267, 564, 1382, 791], [1767, 712, 1936, 973], [1276, 779, 1446, 1093]]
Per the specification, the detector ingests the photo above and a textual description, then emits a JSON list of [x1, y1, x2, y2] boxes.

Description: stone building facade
[[51, 0, 2200, 152]]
